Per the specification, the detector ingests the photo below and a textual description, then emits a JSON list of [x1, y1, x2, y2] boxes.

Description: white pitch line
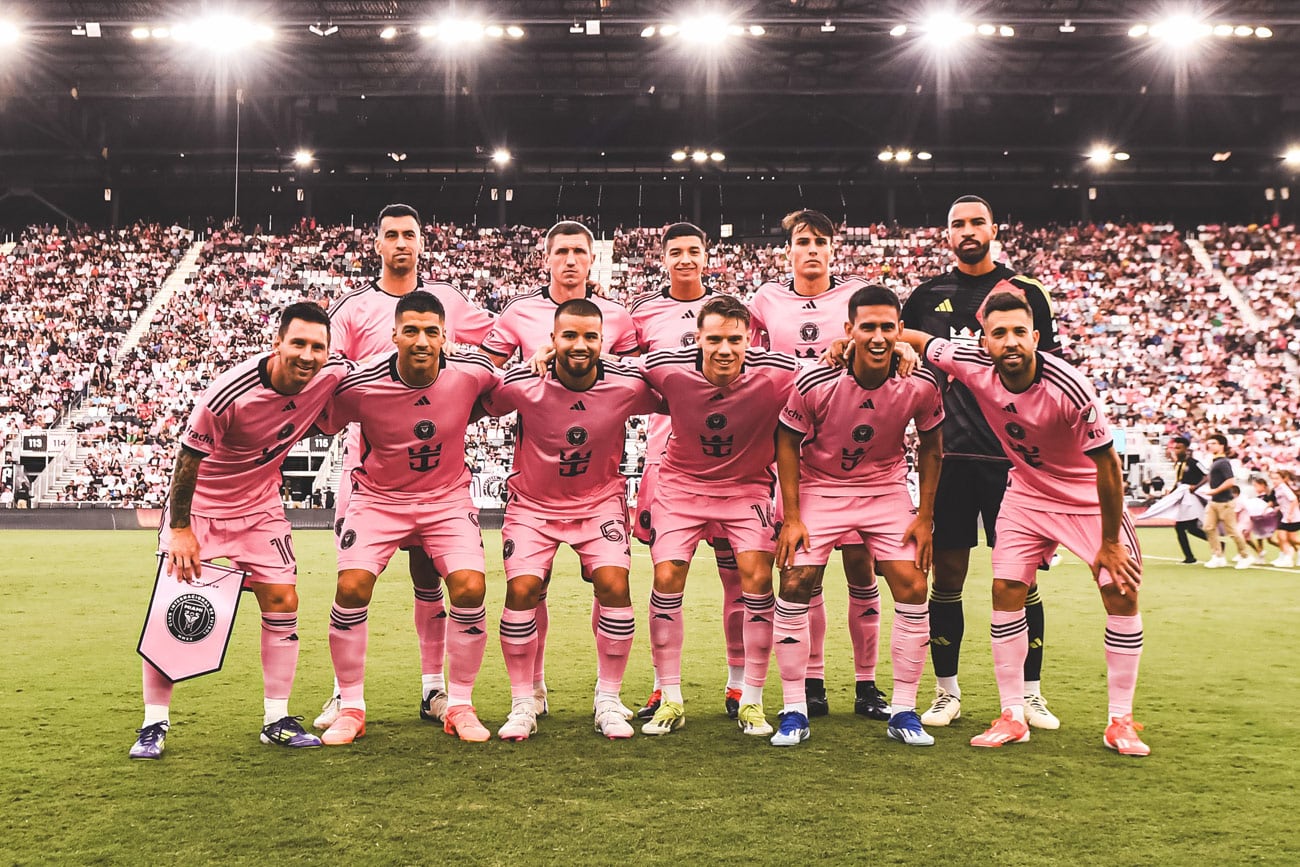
[[1143, 553, 1297, 575]]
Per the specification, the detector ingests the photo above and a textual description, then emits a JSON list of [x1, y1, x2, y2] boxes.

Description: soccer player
[[898, 291, 1149, 756], [130, 302, 353, 759], [628, 222, 747, 721], [480, 220, 638, 715], [638, 295, 801, 737], [901, 195, 1062, 730], [750, 209, 894, 720], [1201, 433, 1254, 569], [316, 292, 500, 745], [317, 203, 496, 732], [772, 284, 944, 747], [482, 298, 662, 740]]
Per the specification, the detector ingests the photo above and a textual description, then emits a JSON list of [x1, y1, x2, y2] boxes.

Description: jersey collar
[[387, 351, 446, 387]]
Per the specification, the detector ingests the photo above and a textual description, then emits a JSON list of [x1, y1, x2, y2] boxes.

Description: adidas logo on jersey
[[415, 395, 431, 407], [1003, 402, 1017, 414], [859, 399, 875, 410], [681, 310, 695, 319], [282, 400, 297, 411], [571, 400, 587, 411], [802, 300, 817, 310], [934, 299, 954, 313], [709, 392, 726, 402]]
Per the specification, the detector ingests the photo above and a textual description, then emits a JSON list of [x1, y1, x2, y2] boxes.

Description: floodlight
[[1284, 148, 1300, 165], [1087, 147, 1112, 164], [1113, 152, 1130, 161], [660, 24, 679, 37], [917, 151, 933, 160], [878, 150, 894, 162], [691, 150, 708, 163], [1059, 21, 1076, 33], [506, 25, 525, 38], [1128, 24, 1148, 38], [293, 150, 314, 166], [890, 25, 907, 37], [389, 152, 407, 161], [710, 151, 725, 162], [569, 20, 583, 34], [977, 24, 995, 36], [418, 24, 438, 37], [131, 26, 150, 39], [86, 22, 101, 38], [821, 20, 836, 33], [439, 19, 485, 43], [1255, 27, 1272, 38], [671, 150, 687, 161], [492, 148, 512, 165], [922, 14, 976, 46], [999, 26, 1014, 37], [641, 25, 656, 37], [485, 25, 504, 38], [748, 25, 765, 36], [1149, 16, 1211, 47], [173, 16, 273, 51], [308, 22, 339, 37], [680, 16, 732, 44], [0, 20, 19, 45], [1211, 151, 1231, 162], [1233, 25, 1252, 37], [895, 149, 913, 163], [379, 26, 397, 39], [1213, 24, 1233, 37], [151, 27, 169, 38]]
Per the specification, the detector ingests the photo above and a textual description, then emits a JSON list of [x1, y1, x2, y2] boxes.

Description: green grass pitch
[[1, 528, 1295, 865]]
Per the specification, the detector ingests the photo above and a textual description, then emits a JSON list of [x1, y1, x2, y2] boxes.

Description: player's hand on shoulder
[[893, 341, 918, 377], [528, 342, 556, 376], [1092, 539, 1141, 596], [775, 517, 810, 569], [166, 527, 202, 584], [818, 338, 851, 369]]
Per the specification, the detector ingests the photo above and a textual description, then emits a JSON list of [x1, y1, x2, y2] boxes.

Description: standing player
[[638, 295, 800, 737], [899, 292, 1149, 756], [482, 299, 662, 740], [481, 220, 639, 715], [129, 302, 352, 759], [772, 284, 944, 747], [750, 209, 892, 720], [901, 195, 1062, 730], [317, 203, 496, 732], [628, 222, 748, 721], [316, 293, 500, 745]]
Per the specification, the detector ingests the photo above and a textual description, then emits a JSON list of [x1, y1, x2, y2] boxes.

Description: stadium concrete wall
[[0, 508, 507, 531]]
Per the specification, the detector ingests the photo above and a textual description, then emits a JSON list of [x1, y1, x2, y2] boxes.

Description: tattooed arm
[[166, 447, 204, 583]]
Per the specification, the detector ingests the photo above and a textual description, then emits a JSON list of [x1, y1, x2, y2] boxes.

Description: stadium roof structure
[[3, 1, 1300, 228]]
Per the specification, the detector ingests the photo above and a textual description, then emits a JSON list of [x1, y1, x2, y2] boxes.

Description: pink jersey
[[481, 286, 638, 362], [329, 279, 495, 360], [481, 360, 662, 517], [925, 337, 1113, 513], [628, 285, 715, 464], [321, 352, 500, 503], [181, 353, 353, 518], [779, 364, 944, 496], [749, 275, 871, 361], [641, 346, 800, 499]]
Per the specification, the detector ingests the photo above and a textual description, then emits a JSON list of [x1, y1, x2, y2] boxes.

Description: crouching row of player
[[131, 285, 1149, 759]]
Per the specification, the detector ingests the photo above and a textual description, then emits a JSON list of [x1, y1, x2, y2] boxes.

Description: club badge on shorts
[[138, 556, 248, 682]]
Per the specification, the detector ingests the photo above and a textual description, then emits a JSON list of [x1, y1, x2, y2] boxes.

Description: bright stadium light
[[173, 16, 273, 52], [440, 19, 485, 43], [1255, 26, 1273, 38], [691, 150, 709, 163], [293, 150, 314, 166], [1113, 151, 1131, 161], [710, 151, 725, 162], [977, 23, 995, 36], [895, 149, 913, 163], [1148, 15, 1212, 48], [131, 25, 150, 39], [1087, 147, 1113, 164], [748, 25, 764, 36], [492, 148, 512, 165], [922, 14, 976, 47], [151, 26, 170, 39], [1233, 25, 1253, 37], [0, 20, 20, 45], [671, 150, 687, 161], [917, 151, 933, 160], [1213, 24, 1234, 37], [679, 16, 733, 44], [878, 150, 894, 161], [1128, 24, 1149, 38], [641, 25, 656, 38], [506, 25, 525, 39], [890, 24, 908, 37], [999, 25, 1014, 37], [379, 26, 397, 40], [1284, 148, 1300, 165], [660, 24, 679, 37], [485, 25, 504, 38]]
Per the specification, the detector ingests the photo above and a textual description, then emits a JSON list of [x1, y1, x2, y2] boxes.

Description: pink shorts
[[502, 497, 631, 580], [775, 487, 867, 550], [159, 507, 296, 586], [991, 502, 1143, 588], [632, 462, 660, 545], [336, 492, 485, 576], [649, 481, 777, 564], [789, 487, 918, 567]]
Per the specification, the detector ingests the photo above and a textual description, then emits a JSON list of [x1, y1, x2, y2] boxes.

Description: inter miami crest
[[334, 517, 345, 536], [414, 420, 436, 440], [680, 332, 696, 347], [1005, 422, 1027, 440], [799, 322, 820, 343], [340, 529, 357, 549], [166, 594, 217, 643], [852, 424, 875, 443], [503, 539, 515, 560], [276, 423, 295, 440], [705, 412, 728, 430], [566, 426, 589, 446]]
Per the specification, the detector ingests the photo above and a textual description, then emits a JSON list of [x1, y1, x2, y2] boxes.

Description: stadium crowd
[[5, 218, 1296, 508]]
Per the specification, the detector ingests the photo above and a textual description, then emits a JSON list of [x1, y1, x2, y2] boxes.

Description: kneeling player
[[318, 292, 500, 745], [483, 299, 662, 740], [638, 295, 800, 737], [899, 292, 1149, 756], [131, 302, 352, 758], [773, 285, 944, 746]]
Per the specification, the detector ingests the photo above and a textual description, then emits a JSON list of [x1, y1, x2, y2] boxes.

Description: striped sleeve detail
[[336, 362, 392, 395], [912, 367, 940, 389], [951, 346, 994, 367], [746, 349, 801, 371], [449, 352, 499, 373], [628, 289, 666, 314], [644, 347, 698, 369], [604, 362, 649, 383], [328, 285, 371, 320], [502, 367, 539, 385], [496, 288, 545, 315], [208, 368, 263, 416], [989, 614, 1028, 639], [794, 365, 839, 396], [1038, 356, 1094, 410]]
